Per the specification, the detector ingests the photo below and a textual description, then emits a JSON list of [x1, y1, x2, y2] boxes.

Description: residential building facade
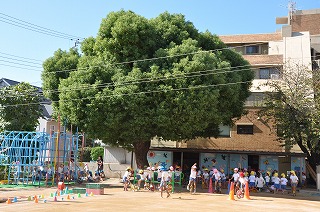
[[147, 8, 320, 179]]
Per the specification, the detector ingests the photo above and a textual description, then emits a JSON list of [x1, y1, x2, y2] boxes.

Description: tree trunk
[[133, 141, 150, 168]]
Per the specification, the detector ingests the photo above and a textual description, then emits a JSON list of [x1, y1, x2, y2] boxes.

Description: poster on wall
[[229, 154, 248, 173], [200, 153, 228, 174], [291, 157, 305, 174], [259, 155, 278, 173], [147, 150, 172, 169]]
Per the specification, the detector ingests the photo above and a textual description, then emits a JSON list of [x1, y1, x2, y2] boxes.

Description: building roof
[[0, 78, 20, 88], [219, 33, 282, 44], [0, 77, 52, 119], [243, 55, 283, 66]]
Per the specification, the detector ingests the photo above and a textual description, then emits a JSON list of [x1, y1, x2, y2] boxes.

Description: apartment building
[[147, 8, 320, 177]]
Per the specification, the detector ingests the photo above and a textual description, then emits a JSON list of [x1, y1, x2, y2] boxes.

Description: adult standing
[[97, 156, 104, 176]]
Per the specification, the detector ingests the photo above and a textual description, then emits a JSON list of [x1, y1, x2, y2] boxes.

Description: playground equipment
[[0, 128, 83, 186]]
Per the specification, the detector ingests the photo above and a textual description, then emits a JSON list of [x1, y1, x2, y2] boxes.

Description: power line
[[0, 63, 42, 71], [0, 55, 42, 66], [1, 80, 252, 107], [0, 12, 83, 40], [1, 64, 258, 97], [0, 51, 43, 62], [42, 42, 268, 75], [0, 59, 42, 68]]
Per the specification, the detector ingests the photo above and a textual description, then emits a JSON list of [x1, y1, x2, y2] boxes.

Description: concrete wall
[[283, 32, 312, 69]]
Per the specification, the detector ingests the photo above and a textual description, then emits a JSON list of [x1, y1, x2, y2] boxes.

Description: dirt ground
[[0, 179, 319, 212]]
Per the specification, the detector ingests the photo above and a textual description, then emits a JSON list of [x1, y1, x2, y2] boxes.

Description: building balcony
[[243, 55, 283, 66]]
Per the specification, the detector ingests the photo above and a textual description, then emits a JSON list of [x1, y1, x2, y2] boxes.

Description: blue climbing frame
[[0, 129, 82, 186]]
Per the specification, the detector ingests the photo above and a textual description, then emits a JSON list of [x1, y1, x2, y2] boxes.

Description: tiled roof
[[219, 33, 282, 43], [0, 78, 20, 88], [243, 55, 283, 65]]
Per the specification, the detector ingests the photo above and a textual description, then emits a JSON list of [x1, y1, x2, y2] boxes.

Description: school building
[[145, 8, 320, 179]]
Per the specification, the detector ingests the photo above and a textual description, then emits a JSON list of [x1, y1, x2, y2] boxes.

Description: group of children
[[195, 165, 227, 192], [122, 165, 180, 198], [122, 163, 302, 198], [230, 168, 300, 196]]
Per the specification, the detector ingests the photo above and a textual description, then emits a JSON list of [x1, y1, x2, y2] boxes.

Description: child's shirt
[[271, 176, 275, 183], [221, 173, 226, 180], [265, 175, 270, 183], [123, 170, 130, 178], [69, 161, 75, 171], [239, 177, 247, 186], [161, 171, 170, 182], [58, 166, 63, 174], [290, 175, 299, 184], [190, 169, 197, 178], [47, 168, 52, 175], [232, 173, 240, 182], [280, 177, 288, 185], [249, 175, 256, 183], [203, 172, 209, 180], [213, 172, 221, 181], [273, 177, 280, 184], [256, 177, 265, 188]]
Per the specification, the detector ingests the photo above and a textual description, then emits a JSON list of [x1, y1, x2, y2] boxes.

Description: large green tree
[[260, 63, 320, 172], [42, 11, 253, 167], [41, 48, 80, 113], [0, 82, 42, 131]]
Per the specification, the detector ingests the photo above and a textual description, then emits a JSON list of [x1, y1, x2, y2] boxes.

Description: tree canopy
[[260, 63, 320, 171], [42, 10, 253, 166], [0, 82, 42, 131]]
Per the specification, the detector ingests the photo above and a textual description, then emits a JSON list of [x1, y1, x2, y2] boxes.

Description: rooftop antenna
[[71, 38, 82, 50], [288, 1, 296, 24]]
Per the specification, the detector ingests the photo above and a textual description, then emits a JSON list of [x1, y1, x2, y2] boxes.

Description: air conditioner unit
[[270, 74, 280, 80]]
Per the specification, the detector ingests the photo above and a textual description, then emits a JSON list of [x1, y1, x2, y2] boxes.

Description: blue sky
[[1, 0, 319, 86]]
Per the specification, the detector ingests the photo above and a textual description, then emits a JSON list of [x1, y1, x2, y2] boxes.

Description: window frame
[[245, 45, 260, 55], [237, 124, 254, 134]]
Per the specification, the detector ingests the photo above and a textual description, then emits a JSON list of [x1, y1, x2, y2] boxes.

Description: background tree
[[260, 63, 320, 172], [41, 48, 80, 113], [43, 10, 253, 167], [0, 82, 42, 131]]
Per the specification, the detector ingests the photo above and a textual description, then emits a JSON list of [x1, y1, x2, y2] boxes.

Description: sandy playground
[[0, 179, 319, 212]]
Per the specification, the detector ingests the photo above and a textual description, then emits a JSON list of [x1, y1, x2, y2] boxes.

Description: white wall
[[269, 41, 284, 55], [104, 147, 135, 166], [283, 32, 312, 69]]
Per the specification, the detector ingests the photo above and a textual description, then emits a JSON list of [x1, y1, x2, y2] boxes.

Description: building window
[[245, 45, 259, 54], [237, 124, 253, 134], [259, 68, 280, 79]]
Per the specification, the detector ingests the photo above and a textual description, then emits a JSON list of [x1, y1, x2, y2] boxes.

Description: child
[[122, 167, 132, 191], [203, 168, 210, 188], [187, 163, 197, 194], [280, 173, 288, 194], [301, 172, 306, 188], [68, 158, 75, 181], [32, 167, 37, 184], [159, 167, 170, 198], [45, 165, 52, 186], [220, 169, 226, 189], [58, 164, 65, 182], [137, 169, 145, 190], [290, 170, 299, 196], [238, 171, 248, 189], [212, 168, 222, 193], [230, 168, 240, 189], [248, 171, 256, 190], [255, 173, 265, 192], [273, 173, 280, 193], [265, 171, 270, 187]]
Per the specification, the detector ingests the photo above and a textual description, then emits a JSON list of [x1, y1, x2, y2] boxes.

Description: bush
[[78, 147, 92, 162], [90, 147, 104, 161]]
